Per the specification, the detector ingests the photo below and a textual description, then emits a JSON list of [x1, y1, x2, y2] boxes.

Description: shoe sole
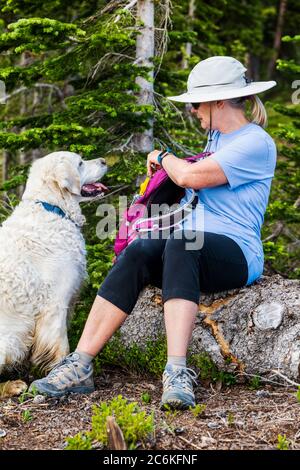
[[31, 385, 95, 398], [160, 398, 195, 411]]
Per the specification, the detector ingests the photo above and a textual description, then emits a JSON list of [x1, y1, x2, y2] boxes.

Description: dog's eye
[[79, 161, 83, 167]]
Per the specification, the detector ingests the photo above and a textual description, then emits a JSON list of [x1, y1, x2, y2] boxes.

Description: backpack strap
[[132, 189, 198, 233]]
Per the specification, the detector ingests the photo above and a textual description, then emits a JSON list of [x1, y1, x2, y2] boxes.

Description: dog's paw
[[0, 380, 28, 399]]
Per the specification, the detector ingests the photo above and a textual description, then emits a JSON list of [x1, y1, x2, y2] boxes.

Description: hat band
[[190, 75, 251, 92], [194, 81, 239, 88]]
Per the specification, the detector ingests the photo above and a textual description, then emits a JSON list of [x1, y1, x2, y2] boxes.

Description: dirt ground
[[0, 367, 299, 451]]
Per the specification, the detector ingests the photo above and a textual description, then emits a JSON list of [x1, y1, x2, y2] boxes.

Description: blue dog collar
[[36, 200, 67, 219]]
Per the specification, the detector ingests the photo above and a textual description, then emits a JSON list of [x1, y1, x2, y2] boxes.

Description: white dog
[[0, 151, 107, 378]]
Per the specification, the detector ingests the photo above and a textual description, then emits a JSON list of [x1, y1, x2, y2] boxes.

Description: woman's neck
[[217, 114, 250, 134]]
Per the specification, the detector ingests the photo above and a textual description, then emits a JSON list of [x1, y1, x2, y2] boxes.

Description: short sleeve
[[210, 134, 276, 190]]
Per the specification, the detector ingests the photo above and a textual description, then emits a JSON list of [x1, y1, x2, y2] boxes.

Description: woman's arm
[[147, 150, 228, 189]]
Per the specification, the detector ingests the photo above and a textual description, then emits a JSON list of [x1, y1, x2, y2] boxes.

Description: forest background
[[0, 0, 299, 354]]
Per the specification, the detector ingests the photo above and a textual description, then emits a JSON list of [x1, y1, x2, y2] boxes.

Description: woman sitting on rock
[[31, 56, 277, 410]]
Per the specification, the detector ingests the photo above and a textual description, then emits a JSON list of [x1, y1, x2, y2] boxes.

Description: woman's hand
[[147, 150, 163, 177]]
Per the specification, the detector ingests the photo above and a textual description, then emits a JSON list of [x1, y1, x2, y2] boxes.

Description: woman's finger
[[147, 158, 152, 177]]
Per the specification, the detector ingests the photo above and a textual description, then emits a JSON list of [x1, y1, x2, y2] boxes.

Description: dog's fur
[[0, 151, 107, 376]]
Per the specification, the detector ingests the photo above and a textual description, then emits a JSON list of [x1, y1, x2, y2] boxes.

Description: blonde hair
[[227, 95, 268, 128]]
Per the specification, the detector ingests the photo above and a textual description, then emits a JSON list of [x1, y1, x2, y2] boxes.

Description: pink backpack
[[113, 151, 212, 261]]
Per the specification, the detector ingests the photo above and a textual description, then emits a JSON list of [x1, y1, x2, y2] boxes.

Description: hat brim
[[167, 81, 276, 103]]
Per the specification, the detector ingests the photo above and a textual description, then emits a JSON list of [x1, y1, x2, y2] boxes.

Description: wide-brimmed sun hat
[[167, 56, 276, 103]]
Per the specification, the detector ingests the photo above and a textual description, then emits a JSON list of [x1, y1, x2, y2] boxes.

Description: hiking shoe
[[160, 364, 197, 410], [29, 352, 95, 397]]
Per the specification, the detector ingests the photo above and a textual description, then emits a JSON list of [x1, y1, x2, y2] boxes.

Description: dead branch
[[88, 52, 135, 83], [270, 369, 300, 387], [5, 83, 65, 104], [114, 0, 138, 23], [262, 221, 284, 242], [177, 435, 202, 450], [154, 1, 172, 77], [106, 416, 127, 450]]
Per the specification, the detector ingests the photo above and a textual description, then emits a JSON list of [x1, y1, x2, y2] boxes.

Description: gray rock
[[33, 394, 46, 404], [199, 436, 217, 448], [255, 390, 271, 398], [253, 302, 285, 329], [207, 422, 221, 429], [116, 275, 300, 381]]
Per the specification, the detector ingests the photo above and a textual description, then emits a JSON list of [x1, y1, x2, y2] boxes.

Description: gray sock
[[167, 356, 186, 368], [74, 349, 94, 367]]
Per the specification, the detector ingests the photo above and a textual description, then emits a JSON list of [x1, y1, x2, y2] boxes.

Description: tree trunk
[[132, 0, 154, 153], [1, 151, 9, 206], [267, 0, 288, 79], [248, 54, 260, 82], [181, 0, 195, 70], [182, 0, 195, 119], [18, 53, 29, 197], [118, 275, 300, 383]]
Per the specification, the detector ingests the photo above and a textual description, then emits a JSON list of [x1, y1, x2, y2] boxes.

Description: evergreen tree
[[263, 34, 300, 278], [0, 0, 298, 342]]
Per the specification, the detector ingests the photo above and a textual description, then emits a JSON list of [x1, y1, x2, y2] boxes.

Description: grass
[[21, 409, 33, 423], [18, 385, 39, 403]]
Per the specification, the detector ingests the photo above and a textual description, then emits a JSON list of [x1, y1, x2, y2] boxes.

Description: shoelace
[[163, 367, 198, 392], [47, 355, 80, 384]]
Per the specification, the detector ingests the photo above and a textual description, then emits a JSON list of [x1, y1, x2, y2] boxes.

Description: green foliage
[[227, 412, 235, 427], [18, 384, 39, 403], [295, 386, 300, 403], [93, 332, 168, 377], [21, 409, 33, 422], [189, 353, 237, 386], [264, 35, 300, 279], [66, 395, 155, 450], [277, 434, 290, 450], [189, 403, 206, 418], [0, 161, 30, 191], [249, 375, 262, 390], [163, 405, 181, 420], [0, 18, 86, 54], [0, 0, 299, 381], [0, 124, 107, 151], [141, 392, 151, 405], [65, 432, 92, 450]]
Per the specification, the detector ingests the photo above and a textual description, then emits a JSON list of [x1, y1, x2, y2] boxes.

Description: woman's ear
[[216, 100, 225, 109], [51, 160, 81, 195]]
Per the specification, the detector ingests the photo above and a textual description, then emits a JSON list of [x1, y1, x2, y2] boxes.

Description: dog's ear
[[51, 159, 81, 195]]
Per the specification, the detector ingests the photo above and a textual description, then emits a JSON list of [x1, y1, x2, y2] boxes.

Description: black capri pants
[[98, 230, 248, 315]]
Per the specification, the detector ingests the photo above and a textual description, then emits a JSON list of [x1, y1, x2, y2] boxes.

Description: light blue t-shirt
[[180, 123, 277, 285]]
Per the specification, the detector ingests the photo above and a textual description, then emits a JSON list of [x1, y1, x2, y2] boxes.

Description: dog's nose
[[99, 158, 106, 166]]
